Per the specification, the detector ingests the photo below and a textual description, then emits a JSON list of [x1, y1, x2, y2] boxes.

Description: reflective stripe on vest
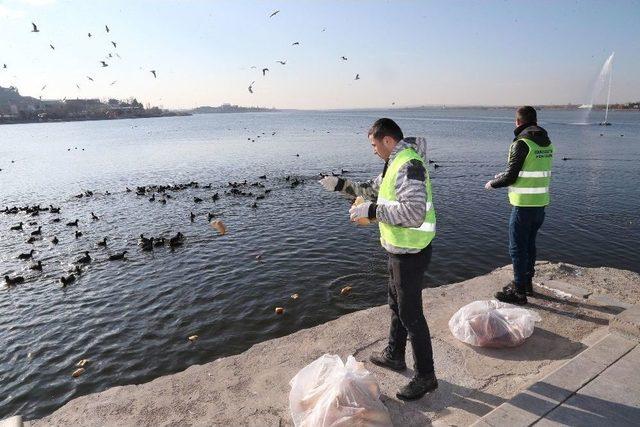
[[508, 137, 554, 207], [377, 148, 436, 250], [518, 171, 551, 178]]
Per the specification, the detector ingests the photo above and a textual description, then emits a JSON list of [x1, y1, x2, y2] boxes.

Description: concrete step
[[610, 305, 640, 342], [472, 333, 637, 426], [0, 416, 23, 427], [535, 346, 640, 426]]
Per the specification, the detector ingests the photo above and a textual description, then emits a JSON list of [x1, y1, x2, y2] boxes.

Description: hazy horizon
[[1, 0, 639, 110]]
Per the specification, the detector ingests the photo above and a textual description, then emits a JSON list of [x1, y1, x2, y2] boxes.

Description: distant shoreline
[[1, 106, 637, 126], [0, 111, 191, 126]]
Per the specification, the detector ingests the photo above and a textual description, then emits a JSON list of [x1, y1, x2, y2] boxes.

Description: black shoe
[[502, 280, 534, 296], [495, 287, 527, 305], [369, 349, 406, 372], [396, 374, 438, 401]]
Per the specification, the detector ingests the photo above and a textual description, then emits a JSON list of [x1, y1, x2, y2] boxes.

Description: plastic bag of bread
[[289, 354, 392, 427], [351, 196, 371, 226], [448, 300, 541, 348]]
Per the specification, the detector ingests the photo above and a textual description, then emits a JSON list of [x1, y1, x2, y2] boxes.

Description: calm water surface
[[1, 108, 639, 419]]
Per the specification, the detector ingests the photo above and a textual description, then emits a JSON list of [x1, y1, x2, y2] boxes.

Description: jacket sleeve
[[335, 174, 381, 200], [374, 159, 427, 227], [490, 140, 529, 188]]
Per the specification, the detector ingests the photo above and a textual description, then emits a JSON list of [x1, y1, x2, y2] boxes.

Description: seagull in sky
[[340, 56, 348, 61], [276, 60, 286, 65], [41, 84, 47, 91], [292, 41, 300, 46], [248, 81, 255, 93], [88, 32, 92, 38], [87, 76, 94, 81], [76, 83, 81, 89], [49, 44, 55, 50], [262, 68, 269, 76], [100, 61, 108, 67], [269, 10, 280, 18], [150, 70, 157, 78], [31, 22, 39, 33], [110, 80, 117, 86], [111, 41, 117, 48], [105, 25, 110, 33], [355, 74, 360, 80]]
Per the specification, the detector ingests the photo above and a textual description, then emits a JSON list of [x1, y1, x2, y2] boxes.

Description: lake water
[[1, 108, 639, 420]]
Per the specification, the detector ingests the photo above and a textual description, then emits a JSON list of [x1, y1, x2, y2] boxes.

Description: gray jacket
[[337, 137, 431, 254]]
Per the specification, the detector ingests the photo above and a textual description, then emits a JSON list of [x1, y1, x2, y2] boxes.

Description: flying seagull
[[111, 41, 117, 48], [269, 10, 280, 18], [354, 74, 360, 80], [76, 83, 80, 89], [292, 41, 300, 46], [110, 80, 117, 85], [41, 84, 47, 91], [49, 44, 55, 50], [248, 81, 255, 94], [262, 68, 269, 76], [100, 61, 108, 67], [2, 64, 6, 69], [150, 70, 157, 78], [108, 53, 113, 58], [87, 76, 94, 81], [340, 56, 348, 61], [105, 25, 110, 33], [115, 53, 121, 59], [88, 32, 92, 38], [31, 22, 39, 33], [250, 65, 257, 69], [276, 60, 286, 65]]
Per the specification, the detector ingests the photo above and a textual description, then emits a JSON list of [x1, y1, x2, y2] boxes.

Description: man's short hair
[[516, 106, 537, 124], [368, 118, 404, 142]]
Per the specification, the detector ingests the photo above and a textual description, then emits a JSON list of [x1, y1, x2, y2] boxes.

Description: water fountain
[[580, 52, 615, 125]]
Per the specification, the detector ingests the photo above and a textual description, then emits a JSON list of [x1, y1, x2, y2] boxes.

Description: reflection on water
[[1, 108, 639, 420]]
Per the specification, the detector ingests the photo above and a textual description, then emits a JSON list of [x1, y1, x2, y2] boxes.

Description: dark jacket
[[490, 123, 552, 188]]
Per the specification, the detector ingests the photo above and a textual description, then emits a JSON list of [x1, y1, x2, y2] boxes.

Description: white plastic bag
[[289, 354, 392, 427], [449, 300, 541, 348]]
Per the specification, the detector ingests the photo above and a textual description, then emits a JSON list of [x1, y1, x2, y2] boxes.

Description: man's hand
[[349, 201, 372, 221], [484, 181, 494, 190], [319, 176, 339, 192]]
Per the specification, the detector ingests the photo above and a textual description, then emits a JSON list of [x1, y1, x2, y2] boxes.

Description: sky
[[0, 0, 639, 110]]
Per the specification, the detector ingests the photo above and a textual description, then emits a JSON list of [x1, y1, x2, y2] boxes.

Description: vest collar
[[388, 139, 414, 163], [382, 139, 413, 177]]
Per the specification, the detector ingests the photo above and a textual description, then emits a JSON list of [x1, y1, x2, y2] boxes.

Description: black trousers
[[387, 244, 435, 377]]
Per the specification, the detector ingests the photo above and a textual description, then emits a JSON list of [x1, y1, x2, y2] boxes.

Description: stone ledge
[[19, 262, 640, 426]]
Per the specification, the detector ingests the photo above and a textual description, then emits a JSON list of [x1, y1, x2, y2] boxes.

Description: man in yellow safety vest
[[320, 118, 438, 401], [485, 106, 554, 305]]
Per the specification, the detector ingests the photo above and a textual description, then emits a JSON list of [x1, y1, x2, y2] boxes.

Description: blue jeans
[[509, 206, 545, 293]]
